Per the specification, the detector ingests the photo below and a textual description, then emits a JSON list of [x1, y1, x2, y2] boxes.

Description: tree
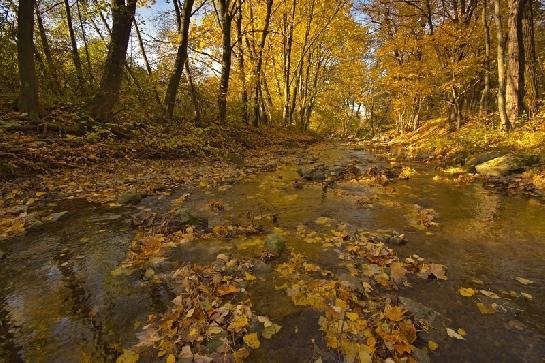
[[494, 0, 510, 131], [164, 0, 195, 118], [505, 0, 525, 127], [17, 0, 40, 117], [91, 0, 137, 121], [64, 0, 86, 94]]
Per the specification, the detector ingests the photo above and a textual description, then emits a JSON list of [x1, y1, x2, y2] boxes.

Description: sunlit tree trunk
[[17, 0, 40, 117], [64, 0, 86, 94], [164, 0, 194, 118], [480, 0, 491, 116], [218, 0, 234, 124], [91, 0, 137, 121], [252, 0, 273, 127], [282, 0, 296, 126], [493, 0, 510, 131], [236, 0, 248, 124], [522, 0, 538, 117], [505, 0, 525, 127]]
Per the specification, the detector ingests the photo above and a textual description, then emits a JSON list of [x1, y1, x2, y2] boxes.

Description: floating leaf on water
[[217, 283, 240, 296], [479, 290, 500, 299], [446, 327, 465, 340], [476, 302, 496, 314], [116, 349, 139, 363], [521, 292, 533, 300], [244, 272, 256, 281], [428, 340, 439, 351], [515, 277, 534, 285], [262, 323, 282, 339], [243, 333, 260, 349], [458, 287, 476, 297]]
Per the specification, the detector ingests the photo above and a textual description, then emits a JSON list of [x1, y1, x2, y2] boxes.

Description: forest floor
[[1, 110, 545, 362]]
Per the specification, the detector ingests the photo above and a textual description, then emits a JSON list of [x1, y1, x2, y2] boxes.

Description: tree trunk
[[252, 0, 273, 127], [185, 60, 202, 125], [76, 0, 94, 84], [17, 0, 40, 117], [493, 0, 510, 131], [480, 0, 491, 116], [218, 0, 233, 124], [134, 19, 161, 105], [91, 0, 137, 121], [64, 0, 86, 94], [164, 0, 194, 118], [236, 0, 248, 124], [522, 0, 538, 117], [35, 2, 62, 94], [505, 0, 525, 127], [282, 0, 297, 126]]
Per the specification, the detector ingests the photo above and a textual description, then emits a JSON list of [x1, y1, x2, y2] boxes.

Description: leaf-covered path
[[1, 143, 544, 362]]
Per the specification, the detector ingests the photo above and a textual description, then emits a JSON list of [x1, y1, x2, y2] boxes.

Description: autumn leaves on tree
[[12, 0, 545, 134]]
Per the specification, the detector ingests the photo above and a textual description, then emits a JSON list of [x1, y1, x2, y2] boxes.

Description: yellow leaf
[[244, 272, 256, 281], [384, 305, 405, 322], [515, 277, 534, 285], [476, 302, 496, 314], [116, 349, 139, 363], [262, 323, 282, 339], [346, 312, 359, 321], [228, 315, 249, 331], [166, 354, 176, 363], [428, 340, 439, 351], [243, 333, 260, 349], [458, 287, 475, 297]]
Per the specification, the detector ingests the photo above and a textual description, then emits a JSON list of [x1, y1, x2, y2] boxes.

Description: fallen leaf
[[217, 283, 240, 296], [515, 277, 534, 285], [166, 354, 176, 363], [476, 302, 496, 314], [479, 290, 500, 299], [243, 333, 260, 349], [428, 340, 439, 351], [384, 305, 405, 322], [116, 349, 139, 363], [244, 272, 256, 281], [458, 287, 476, 297], [346, 312, 359, 321], [446, 327, 465, 340], [521, 292, 533, 300], [228, 315, 249, 331], [262, 323, 282, 339]]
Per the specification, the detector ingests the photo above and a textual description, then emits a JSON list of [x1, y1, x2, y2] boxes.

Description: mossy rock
[[265, 233, 286, 256], [118, 191, 144, 205]]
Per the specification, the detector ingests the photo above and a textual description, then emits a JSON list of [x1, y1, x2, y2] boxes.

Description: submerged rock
[[297, 165, 327, 181], [44, 211, 69, 223], [265, 233, 286, 256], [399, 296, 441, 323], [118, 191, 144, 205], [475, 154, 527, 177]]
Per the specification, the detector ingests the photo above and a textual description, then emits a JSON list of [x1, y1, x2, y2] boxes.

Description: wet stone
[[399, 296, 441, 324], [44, 211, 69, 223], [265, 233, 286, 256], [118, 191, 144, 205]]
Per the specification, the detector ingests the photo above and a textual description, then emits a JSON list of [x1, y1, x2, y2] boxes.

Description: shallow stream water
[[1, 144, 544, 362]]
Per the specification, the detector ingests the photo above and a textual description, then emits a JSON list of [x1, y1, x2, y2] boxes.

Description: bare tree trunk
[[505, 0, 525, 127], [164, 0, 194, 118], [252, 0, 273, 127], [185, 60, 202, 125], [494, 0, 510, 131], [64, 0, 86, 94], [134, 19, 161, 104], [236, 0, 248, 124], [17, 0, 40, 117], [522, 0, 538, 117], [76, 0, 94, 84], [91, 0, 137, 121], [218, 0, 234, 124], [282, 0, 297, 126], [480, 0, 491, 116], [35, 2, 61, 94]]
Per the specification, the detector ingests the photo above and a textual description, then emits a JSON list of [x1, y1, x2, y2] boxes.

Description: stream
[[1, 143, 544, 362]]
